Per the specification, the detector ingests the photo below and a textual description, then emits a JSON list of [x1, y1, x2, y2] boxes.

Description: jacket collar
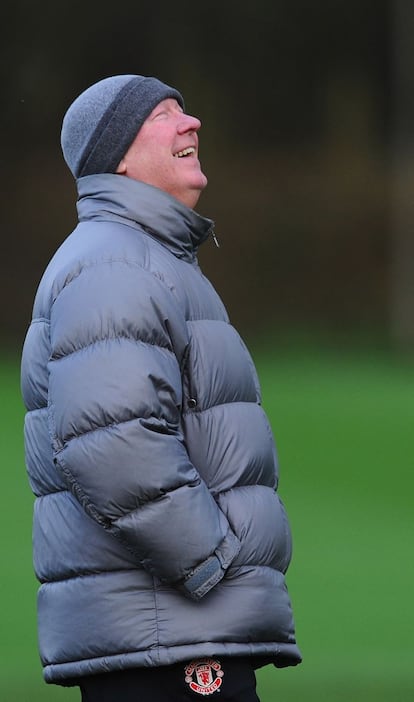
[[76, 174, 215, 261]]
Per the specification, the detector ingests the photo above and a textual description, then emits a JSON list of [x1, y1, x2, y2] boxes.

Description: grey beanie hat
[[61, 74, 184, 179]]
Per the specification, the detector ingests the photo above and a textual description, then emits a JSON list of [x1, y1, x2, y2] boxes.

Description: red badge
[[184, 658, 224, 696]]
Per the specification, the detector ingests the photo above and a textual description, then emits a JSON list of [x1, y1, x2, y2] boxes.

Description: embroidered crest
[[184, 658, 224, 695]]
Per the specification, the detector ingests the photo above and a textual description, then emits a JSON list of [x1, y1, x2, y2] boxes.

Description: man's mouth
[[173, 147, 196, 158]]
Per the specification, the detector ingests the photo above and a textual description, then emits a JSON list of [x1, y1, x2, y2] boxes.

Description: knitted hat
[[61, 74, 184, 179]]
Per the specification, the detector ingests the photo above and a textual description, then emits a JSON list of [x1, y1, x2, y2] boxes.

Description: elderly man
[[21, 75, 301, 702]]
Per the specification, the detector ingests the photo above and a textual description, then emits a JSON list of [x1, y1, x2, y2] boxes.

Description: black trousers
[[79, 657, 260, 702]]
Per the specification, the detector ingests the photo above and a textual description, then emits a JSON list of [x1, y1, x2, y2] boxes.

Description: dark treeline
[[1, 0, 392, 346]]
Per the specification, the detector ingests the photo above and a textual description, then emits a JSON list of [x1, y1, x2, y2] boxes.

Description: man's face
[[116, 98, 208, 209]]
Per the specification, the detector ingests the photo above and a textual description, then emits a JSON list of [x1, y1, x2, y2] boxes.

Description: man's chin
[[198, 172, 208, 191]]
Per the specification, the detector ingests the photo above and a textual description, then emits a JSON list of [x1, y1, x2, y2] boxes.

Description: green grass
[[2, 344, 413, 701], [256, 345, 414, 701]]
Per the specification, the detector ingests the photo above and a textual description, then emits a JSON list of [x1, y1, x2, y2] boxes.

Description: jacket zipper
[[211, 228, 220, 248]]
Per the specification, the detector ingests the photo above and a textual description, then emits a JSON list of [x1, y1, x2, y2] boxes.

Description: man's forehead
[[149, 97, 183, 114]]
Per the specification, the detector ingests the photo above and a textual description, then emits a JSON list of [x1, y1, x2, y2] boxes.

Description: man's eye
[[153, 111, 168, 120]]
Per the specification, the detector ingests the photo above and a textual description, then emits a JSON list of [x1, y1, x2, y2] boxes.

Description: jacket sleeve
[[47, 259, 241, 600]]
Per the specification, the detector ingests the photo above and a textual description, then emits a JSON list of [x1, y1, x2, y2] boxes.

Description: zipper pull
[[211, 229, 220, 248]]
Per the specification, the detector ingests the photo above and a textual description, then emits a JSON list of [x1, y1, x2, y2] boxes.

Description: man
[[21, 75, 301, 702]]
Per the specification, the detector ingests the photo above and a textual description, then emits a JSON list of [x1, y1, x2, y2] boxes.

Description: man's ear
[[116, 158, 127, 174]]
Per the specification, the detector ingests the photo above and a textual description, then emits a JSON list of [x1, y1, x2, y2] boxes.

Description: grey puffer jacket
[[21, 174, 301, 684]]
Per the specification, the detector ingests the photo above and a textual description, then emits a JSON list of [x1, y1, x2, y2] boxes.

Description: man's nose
[[178, 113, 201, 133]]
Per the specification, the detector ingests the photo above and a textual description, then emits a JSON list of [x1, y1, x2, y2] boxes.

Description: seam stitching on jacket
[[50, 254, 178, 306], [29, 316, 50, 326], [111, 479, 201, 519], [182, 398, 259, 416], [57, 414, 180, 446], [50, 333, 174, 361], [37, 566, 143, 584], [152, 577, 161, 661]]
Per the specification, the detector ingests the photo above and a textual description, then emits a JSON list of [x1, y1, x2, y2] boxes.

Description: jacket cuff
[[181, 530, 241, 601]]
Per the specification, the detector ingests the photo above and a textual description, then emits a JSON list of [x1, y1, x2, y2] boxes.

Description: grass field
[[1, 341, 413, 701]]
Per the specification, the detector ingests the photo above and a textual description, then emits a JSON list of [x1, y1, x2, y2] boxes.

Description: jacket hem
[[43, 641, 302, 685]]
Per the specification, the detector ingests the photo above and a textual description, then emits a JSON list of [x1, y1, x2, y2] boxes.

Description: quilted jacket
[[21, 174, 301, 684]]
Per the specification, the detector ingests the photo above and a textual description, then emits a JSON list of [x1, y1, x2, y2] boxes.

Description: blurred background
[[1, 1, 413, 701]]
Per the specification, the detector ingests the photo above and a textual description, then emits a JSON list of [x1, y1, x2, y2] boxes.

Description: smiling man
[[116, 96, 208, 207], [21, 75, 301, 702]]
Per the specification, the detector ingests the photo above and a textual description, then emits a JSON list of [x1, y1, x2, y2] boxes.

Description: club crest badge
[[184, 658, 224, 695]]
